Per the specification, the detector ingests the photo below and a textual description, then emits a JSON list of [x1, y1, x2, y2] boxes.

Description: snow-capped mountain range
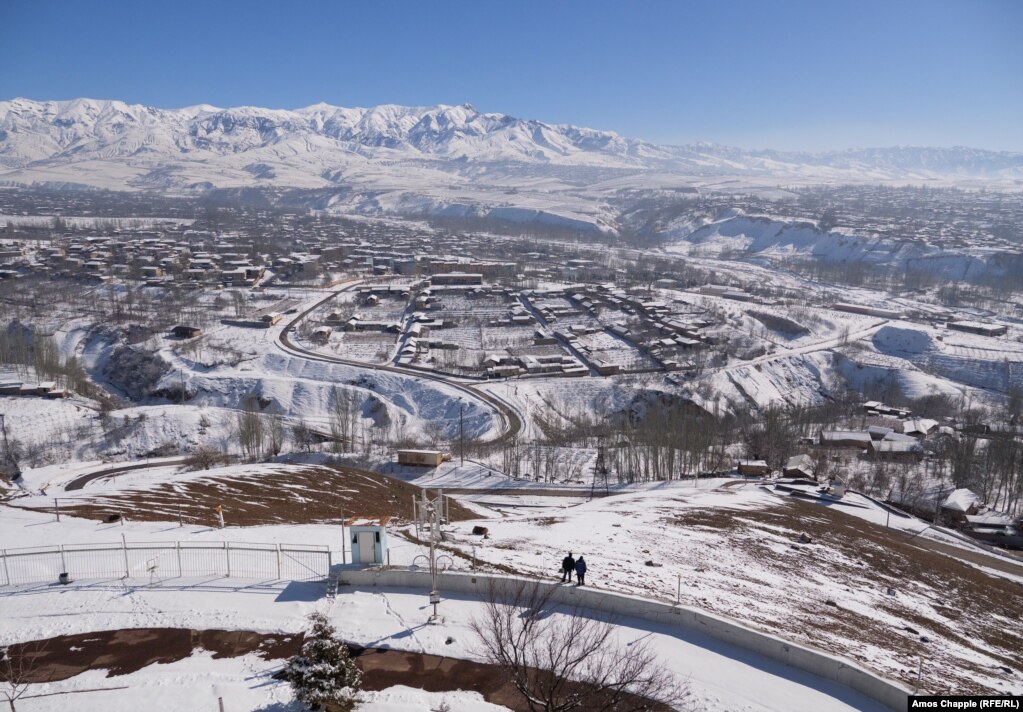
[[3, 97, 1022, 181], [1, 98, 1021, 229]]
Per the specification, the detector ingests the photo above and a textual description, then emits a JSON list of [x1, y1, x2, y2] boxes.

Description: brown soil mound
[[28, 465, 474, 527]]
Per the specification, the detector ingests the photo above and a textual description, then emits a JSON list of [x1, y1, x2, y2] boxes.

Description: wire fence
[[0, 540, 331, 587]]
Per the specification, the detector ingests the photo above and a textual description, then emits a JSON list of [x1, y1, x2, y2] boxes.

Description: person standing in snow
[[575, 556, 586, 586], [561, 552, 575, 582]]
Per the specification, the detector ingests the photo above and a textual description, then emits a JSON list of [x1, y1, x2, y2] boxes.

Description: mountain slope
[[1, 98, 1022, 232]]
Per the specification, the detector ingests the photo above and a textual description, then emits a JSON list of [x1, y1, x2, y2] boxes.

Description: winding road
[[274, 281, 523, 446], [63, 458, 190, 491]]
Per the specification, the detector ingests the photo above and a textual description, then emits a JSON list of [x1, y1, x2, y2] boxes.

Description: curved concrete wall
[[339, 567, 911, 711]]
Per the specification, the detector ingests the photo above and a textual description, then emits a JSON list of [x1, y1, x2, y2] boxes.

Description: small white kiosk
[[345, 516, 390, 565]]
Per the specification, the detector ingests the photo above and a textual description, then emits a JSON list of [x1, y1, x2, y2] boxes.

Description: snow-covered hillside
[[662, 212, 1002, 280]]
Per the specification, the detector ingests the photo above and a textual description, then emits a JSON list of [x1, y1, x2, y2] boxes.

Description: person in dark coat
[[574, 556, 586, 586], [561, 552, 575, 582]]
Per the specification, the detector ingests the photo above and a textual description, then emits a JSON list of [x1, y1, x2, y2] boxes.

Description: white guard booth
[[346, 516, 391, 565]]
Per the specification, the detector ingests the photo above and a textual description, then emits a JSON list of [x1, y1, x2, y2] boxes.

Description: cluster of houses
[[813, 400, 944, 462], [890, 485, 1023, 549], [523, 286, 718, 373], [314, 278, 726, 379]]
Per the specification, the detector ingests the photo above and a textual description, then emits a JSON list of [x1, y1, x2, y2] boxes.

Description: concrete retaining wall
[[339, 567, 911, 711]]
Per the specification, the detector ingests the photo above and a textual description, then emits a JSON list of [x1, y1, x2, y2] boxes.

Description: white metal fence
[[0, 541, 331, 587]]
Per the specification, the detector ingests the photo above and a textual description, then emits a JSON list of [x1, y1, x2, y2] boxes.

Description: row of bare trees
[[0, 323, 95, 396], [235, 402, 287, 460]]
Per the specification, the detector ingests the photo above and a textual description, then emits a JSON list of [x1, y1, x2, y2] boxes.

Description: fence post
[[59, 544, 67, 574], [276, 544, 281, 580], [1, 549, 8, 587], [121, 534, 129, 578], [225, 541, 231, 578], [176, 541, 183, 578]]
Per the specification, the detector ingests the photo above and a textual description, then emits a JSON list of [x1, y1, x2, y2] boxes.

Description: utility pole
[[422, 489, 443, 623], [591, 444, 610, 500], [459, 401, 464, 467]]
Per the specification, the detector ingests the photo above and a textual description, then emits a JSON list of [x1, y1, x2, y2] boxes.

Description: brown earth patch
[[15, 465, 474, 527], [0, 628, 669, 711], [0, 628, 304, 682]]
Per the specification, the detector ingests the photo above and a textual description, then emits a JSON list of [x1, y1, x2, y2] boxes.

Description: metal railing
[[0, 540, 331, 587]]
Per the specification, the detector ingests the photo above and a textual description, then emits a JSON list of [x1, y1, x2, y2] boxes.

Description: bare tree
[[1, 640, 50, 712], [470, 580, 689, 712], [328, 385, 358, 453], [265, 412, 287, 457], [291, 418, 316, 452], [236, 401, 265, 460]]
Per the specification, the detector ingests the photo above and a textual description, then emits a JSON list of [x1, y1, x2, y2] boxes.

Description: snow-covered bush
[[281, 612, 362, 711]]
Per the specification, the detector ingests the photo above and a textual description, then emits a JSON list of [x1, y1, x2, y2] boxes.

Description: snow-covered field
[[5, 457, 1020, 707], [434, 483, 1023, 696], [0, 489, 906, 712]]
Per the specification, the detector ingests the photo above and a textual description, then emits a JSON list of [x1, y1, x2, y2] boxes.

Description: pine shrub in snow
[[282, 613, 362, 711]]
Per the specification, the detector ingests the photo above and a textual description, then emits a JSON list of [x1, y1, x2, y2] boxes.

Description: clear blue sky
[[2, 0, 1021, 151]]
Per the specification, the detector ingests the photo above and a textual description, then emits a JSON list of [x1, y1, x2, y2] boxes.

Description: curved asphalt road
[[275, 282, 523, 446], [63, 458, 190, 491]]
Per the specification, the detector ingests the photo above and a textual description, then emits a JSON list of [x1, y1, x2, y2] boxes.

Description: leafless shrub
[[183, 444, 230, 471], [470, 579, 690, 711]]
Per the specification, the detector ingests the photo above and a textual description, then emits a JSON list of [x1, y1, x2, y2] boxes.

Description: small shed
[[172, 325, 202, 339], [783, 454, 815, 479], [941, 488, 981, 524], [870, 438, 923, 462], [397, 449, 445, 467], [346, 516, 391, 565], [819, 430, 872, 449], [737, 459, 771, 477]]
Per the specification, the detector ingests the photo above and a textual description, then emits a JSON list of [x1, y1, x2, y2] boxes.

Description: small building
[[831, 302, 904, 319], [783, 454, 815, 479], [901, 418, 938, 438], [346, 517, 390, 565], [172, 325, 202, 339], [397, 449, 445, 467], [310, 326, 332, 343], [818, 430, 872, 449], [737, 459, 771, 477], [946, 321, 1007, 338], [430, 272, 484, 286], [941, 488, 981, 524], [963, 512, 1023, 548], [869, 438, 924, 462]]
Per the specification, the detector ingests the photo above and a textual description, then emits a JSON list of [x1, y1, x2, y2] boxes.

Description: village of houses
[[1, 199, 1022, 551]]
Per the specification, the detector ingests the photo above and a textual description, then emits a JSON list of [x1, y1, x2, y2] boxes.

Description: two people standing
[[560, 552, 587, 586]]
